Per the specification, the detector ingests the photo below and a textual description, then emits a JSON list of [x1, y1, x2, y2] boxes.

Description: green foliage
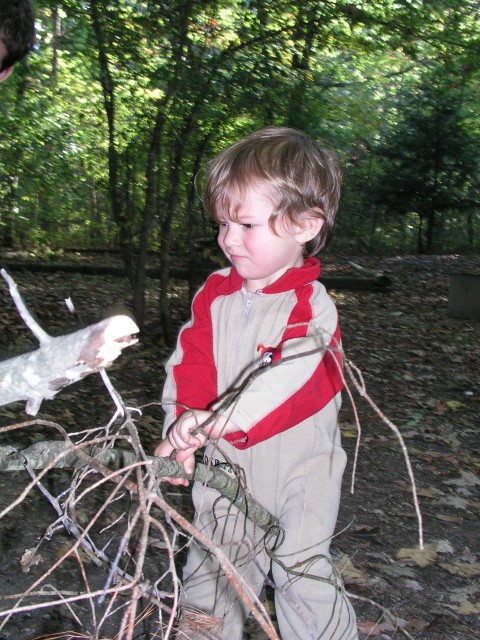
[[367, 68, 480, 253], [1, 0, 479, 264]]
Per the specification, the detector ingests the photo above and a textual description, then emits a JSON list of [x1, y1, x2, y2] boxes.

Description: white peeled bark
[[0, 269, 139, 415]]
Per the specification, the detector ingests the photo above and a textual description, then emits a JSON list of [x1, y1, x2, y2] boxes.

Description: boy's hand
[[154, 410, 213, 486], [154, 410, 240, 486], [153, 439, 196, 486]]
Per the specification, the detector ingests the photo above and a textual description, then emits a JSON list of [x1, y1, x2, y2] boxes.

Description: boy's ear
[[295, 213, 324, 245], [0, 66, 14, 83]]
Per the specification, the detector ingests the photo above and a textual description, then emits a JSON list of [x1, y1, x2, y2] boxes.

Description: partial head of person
[[0, 0, 35, 83], [202, 126, 343, 259]]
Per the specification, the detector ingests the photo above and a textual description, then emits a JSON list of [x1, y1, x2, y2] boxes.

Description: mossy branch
[[0, 440, 280, 532]]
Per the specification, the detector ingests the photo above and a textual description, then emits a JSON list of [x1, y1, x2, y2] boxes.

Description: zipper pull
[[244, 291, 254, 316]]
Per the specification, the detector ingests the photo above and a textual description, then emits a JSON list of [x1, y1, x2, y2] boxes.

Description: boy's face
[[216, 186, 311, 292]]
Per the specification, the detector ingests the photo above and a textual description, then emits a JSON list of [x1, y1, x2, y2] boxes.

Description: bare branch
[[1, 270, 139, 415], [1, 268, 51, 345]]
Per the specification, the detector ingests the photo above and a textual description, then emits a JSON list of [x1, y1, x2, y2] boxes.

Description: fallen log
[[347, 260, 385, 279], [347, 261, 392, 291], [1, 261, 392, 292], [320, 276, 391, 292]]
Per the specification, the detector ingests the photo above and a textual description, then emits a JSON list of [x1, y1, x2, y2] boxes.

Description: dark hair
[[202, 126, 343, 254], [0, 0, 35, 72]]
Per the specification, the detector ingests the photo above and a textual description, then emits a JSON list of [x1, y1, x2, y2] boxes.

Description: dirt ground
[[0, 253, 479, 640]]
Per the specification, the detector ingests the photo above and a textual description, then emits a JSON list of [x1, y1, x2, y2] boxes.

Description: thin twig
[[344, 358, 424, 550], [1, 268, 51, 344]]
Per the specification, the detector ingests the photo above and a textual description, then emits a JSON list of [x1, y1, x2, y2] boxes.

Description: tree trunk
[[132, 108, 166, 328], [187, 135, 211, 303], [89, 0, 134, 285], [425, 206, 436, 253], [466, 209, 474, 248], [417, 214, 424, 253], [51, 3, 60, 80], [286, 4, 318, 129], [2, 176, 18, 247], [131, 0, 196, 329]]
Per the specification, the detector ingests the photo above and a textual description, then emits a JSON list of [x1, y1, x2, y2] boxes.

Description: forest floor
[[0, 252, 479, 640]]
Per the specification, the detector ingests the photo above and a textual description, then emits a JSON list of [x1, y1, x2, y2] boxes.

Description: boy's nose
[[223, 226, 241, 248]]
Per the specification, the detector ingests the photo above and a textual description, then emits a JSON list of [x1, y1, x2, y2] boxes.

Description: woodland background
[[1, 2, 480, 639], [1, 0, 479, 340]]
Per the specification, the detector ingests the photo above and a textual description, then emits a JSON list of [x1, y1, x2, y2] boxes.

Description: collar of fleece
[[215, 257, 321, 295]]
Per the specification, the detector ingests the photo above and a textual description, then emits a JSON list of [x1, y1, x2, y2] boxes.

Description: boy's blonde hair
[[202, 126, 342, 255]]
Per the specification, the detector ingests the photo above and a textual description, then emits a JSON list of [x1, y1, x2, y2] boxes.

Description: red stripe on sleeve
[[170, 274, 224, 419], [224, 284, 343, 449]]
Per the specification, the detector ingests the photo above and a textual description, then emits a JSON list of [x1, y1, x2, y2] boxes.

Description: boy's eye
[[243, 223, 255, 230], [218, 221, 228, 228]]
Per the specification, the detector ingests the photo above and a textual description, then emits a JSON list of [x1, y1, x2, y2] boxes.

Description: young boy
[[155, 126, 358, 640], [0, 0, 35, 83]]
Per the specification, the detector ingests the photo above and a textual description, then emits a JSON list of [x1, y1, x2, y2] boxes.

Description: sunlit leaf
[[396, 543, 439, 567], [440, 561, 480, 578]]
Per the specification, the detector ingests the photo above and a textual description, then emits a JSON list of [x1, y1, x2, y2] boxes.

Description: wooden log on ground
[[347, 261, 392, 291], [1, 261, 393, 292], [320, 275, 391, 292]]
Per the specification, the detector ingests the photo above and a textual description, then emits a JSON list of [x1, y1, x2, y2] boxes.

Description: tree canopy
[[1, 0, 479, 325]]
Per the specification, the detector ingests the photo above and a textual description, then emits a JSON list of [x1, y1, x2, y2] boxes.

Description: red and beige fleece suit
[[162, 257, 358, 640]]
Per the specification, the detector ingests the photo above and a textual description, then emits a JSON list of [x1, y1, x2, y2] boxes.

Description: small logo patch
[[257, 344, 276, 367]]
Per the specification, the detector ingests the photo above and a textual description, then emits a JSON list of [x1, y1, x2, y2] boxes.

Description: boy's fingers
[[177, 419, 203, 445], [160, 476, 190, 487], [154, 439, 174, 458], [170, 423, 206, 451], [174, 431, 201, 448], [175, 448, 196, 472]]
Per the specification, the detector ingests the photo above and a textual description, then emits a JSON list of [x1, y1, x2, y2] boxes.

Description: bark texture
[[0, 314, 139, 415]]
